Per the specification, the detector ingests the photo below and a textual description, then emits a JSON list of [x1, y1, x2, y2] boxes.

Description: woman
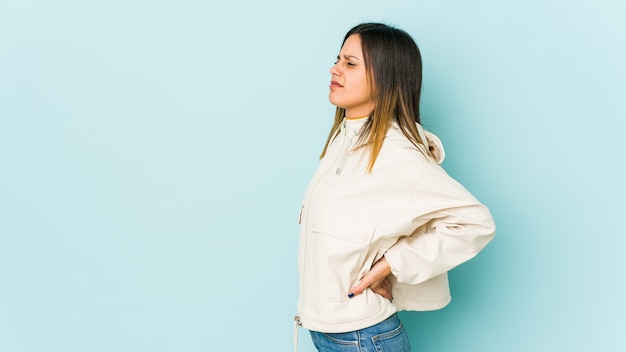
[[295, 23, 496, 352]]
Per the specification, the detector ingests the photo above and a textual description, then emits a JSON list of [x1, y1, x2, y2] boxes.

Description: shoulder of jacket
[[381, 130, 435, 164]]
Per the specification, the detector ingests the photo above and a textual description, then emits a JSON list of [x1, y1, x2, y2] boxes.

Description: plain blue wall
[[1, 0, 624, 351]]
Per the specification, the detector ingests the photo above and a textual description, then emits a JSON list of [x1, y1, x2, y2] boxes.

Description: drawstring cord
[[294, 316, 301, 352]]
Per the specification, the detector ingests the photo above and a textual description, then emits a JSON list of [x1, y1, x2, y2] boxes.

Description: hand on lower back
[[348, 256, 393, 301]]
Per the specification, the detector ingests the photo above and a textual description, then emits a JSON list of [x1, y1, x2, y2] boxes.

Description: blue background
[[1, 1, 624, 351]]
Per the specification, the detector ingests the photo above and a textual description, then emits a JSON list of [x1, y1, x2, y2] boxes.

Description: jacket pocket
[[311, 210, 378, 246], [308, 211, 379, 303]]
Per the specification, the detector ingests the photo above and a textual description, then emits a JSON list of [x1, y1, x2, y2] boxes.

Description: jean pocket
[[311, 331, 359, 351], [371, 322, 411, 352]]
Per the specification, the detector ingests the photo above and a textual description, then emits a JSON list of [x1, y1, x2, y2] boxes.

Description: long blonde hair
[[321, 23, 436, 172]]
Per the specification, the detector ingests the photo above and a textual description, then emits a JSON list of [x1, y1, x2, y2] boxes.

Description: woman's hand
[[348, 256, 394, 301]]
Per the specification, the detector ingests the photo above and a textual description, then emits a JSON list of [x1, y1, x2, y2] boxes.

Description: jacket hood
[[413, 122, 445, 164], [345, 118, 446, 165], [423, 130, 445, 164]]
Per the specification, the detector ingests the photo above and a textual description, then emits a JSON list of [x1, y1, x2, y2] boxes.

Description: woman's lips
[[330, 80, 343, 89]]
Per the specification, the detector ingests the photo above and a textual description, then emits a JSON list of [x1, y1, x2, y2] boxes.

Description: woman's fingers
[[348, 257, 393, 300], [372, 277, 393, 300]]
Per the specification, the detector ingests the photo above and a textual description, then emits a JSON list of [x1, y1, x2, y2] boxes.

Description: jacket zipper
[[336, 120, 356, 175], [295, 119, 352, 349]]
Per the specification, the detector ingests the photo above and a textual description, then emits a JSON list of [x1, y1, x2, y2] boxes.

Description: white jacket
[[296, 117, 496, 333]]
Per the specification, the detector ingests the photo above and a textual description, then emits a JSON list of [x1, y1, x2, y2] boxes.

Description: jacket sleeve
[[384, 164, 496, 285]]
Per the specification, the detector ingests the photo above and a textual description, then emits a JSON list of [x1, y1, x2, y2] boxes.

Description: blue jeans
[[309, 313, 411, 352]]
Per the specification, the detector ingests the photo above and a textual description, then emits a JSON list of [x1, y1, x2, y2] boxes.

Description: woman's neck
[[345, 115, 369, 120]]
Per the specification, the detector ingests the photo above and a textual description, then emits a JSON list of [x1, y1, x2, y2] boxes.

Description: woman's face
[[329, 34, 375, 118]]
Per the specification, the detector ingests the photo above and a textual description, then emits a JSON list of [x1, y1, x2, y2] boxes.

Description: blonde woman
[[295, 23, 496, 351]]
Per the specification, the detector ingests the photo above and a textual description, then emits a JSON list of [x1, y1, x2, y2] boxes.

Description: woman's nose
[[330, 62, 340, 76]]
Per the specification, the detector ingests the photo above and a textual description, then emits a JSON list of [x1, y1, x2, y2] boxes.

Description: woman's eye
[[333, 59, 355, 66]]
